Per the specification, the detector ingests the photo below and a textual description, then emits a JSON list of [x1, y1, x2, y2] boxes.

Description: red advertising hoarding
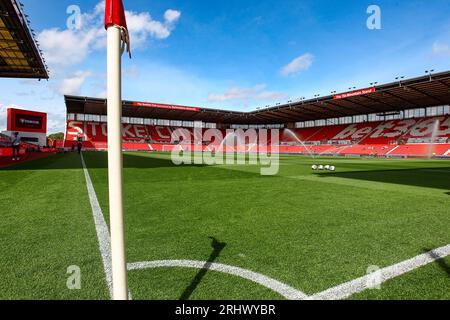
[[333, 87, 376, 100], [7, 108, 47, 134], [132, 101, 201, 112]]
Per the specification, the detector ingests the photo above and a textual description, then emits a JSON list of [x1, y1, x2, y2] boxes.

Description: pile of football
[[312, 164, 336, 171]]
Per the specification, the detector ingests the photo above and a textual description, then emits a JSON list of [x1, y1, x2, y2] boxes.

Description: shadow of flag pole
[[105, 0, 131, 300]]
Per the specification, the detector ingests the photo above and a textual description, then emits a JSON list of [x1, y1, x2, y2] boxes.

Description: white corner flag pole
[[107, 25, 128, 300]]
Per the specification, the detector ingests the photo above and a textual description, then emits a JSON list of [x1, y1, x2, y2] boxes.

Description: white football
[[324, 165, 330, 170], [318, 165, 324, 170], [329, 166, 336, 171], [312, 165, 318, 170]]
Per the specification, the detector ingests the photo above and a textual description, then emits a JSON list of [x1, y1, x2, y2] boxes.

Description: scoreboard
[[7, 108, 47, 134]]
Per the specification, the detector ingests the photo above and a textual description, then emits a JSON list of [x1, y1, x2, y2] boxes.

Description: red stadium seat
[[64, 115, 450, 157]]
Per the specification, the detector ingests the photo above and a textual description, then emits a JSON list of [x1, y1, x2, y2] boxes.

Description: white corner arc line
[[81, 153, 114, 299], [309, 243, 450, 300], [128, 260, 308, 300]]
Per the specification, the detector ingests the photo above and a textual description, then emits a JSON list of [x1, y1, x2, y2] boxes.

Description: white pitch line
[[309, 243, 450, 300], [128, 260, 308, 300], [81, 153, 113, 299], [81, 153, 450, 300], [81, 153, 306, 300]]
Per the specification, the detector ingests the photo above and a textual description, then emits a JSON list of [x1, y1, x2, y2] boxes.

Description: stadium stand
[[0, 133, 11, 148], [63, 71, 450, 158], [0, 0, 49, 79], [64, 115, 450, 157]]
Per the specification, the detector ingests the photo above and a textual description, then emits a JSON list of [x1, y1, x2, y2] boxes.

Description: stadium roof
[[65, 70, 450, 124], [0, 0, 48, 79]]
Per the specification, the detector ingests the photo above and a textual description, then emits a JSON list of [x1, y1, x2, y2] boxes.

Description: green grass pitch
[[0, 151, 449, 300]]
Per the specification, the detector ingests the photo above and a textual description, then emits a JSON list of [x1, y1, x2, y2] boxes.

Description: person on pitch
[[77, 134, 83, 155], [11, 132, 21, 161]]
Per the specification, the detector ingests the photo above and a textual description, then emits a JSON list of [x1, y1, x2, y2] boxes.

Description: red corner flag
[[105, 0, 131, 58]]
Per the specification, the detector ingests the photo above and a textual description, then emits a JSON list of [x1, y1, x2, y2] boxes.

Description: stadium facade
[[64, 71, 450, 158]]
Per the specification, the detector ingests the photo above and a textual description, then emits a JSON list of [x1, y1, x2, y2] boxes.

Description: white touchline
[[128, 260, 308, 300], [309, 243, 450, 300], [81, 153, 114, 299]]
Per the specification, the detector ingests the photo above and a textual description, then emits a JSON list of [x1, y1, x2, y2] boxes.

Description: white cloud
[[255, 91, 288, 101], [208, 84, 287, 103], [164, 9, 181, 24], [38, 28, 100, 67], [38, 3, 181, 68], [0, 104, 26, 131], [432, 42, 450, 56], [35, 2, 182, 101], [209, 85, 264, 102], [281, 53, 314, 76], [16, 90, 36, 97], [93, 1, 106, 16], [96, 90, 107, 99], [126, 9, 182, 46], [58, 71, 93, 95], [46, 112, 68, 134], [0, 104, 7, 130]]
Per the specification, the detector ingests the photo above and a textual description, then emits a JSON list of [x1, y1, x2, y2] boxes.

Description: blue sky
[[1, 0, 450, 133]]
